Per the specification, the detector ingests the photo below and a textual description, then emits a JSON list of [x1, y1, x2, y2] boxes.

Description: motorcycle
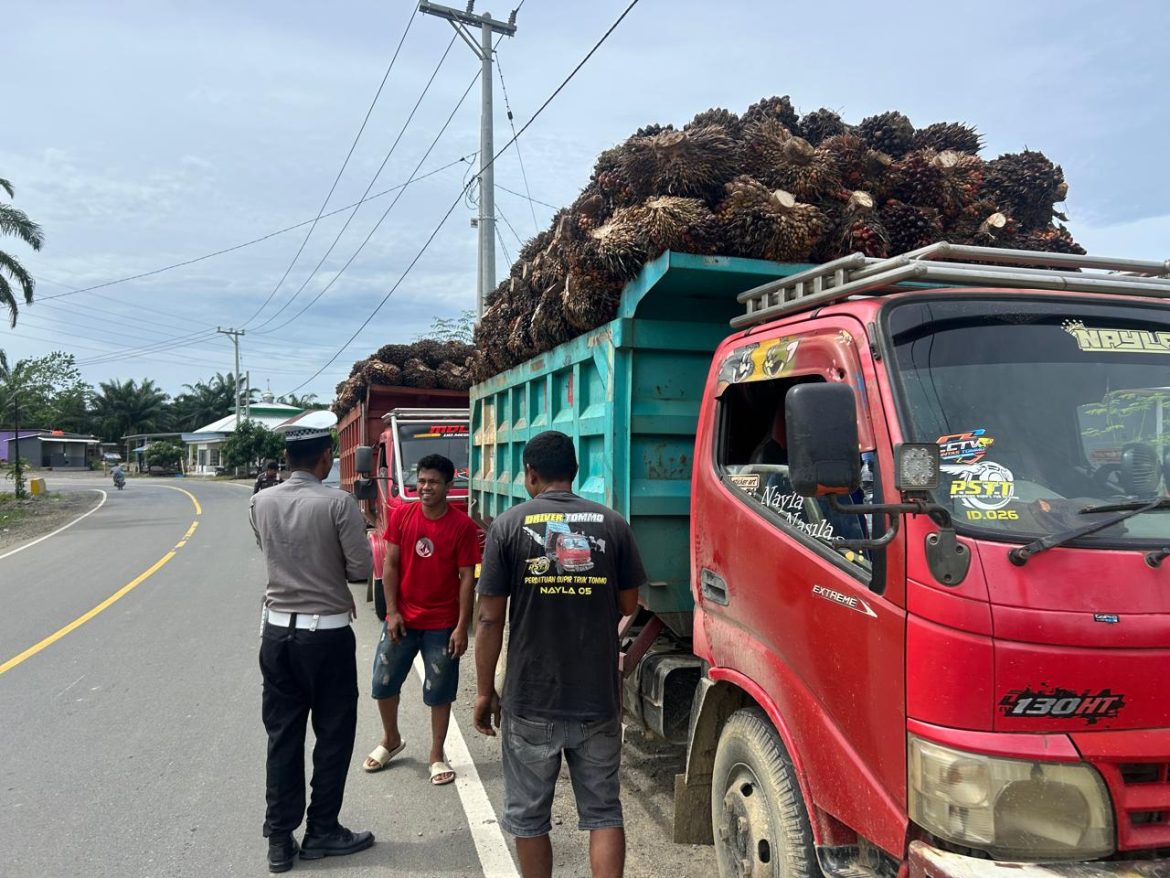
[[112, 468, 126, 490]]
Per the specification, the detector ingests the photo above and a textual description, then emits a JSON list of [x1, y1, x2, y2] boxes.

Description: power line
[[253, 69, 481, 336], [241, 7, 417, 328], [495, 222, 513, 265], [35, 155, 472, 305], [495, 51, 540, 234], [496, 204, 524, 248], [282, 0, 644, 395], [248, 33, 461, 332], [496, 182, 558, 211]]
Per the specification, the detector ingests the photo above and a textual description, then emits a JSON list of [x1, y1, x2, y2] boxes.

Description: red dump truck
[[337, 385, 470, 615], [469, 247, 1170, 878]]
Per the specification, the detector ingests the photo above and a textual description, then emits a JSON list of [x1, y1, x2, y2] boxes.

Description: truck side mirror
[[353, 478, 378, 501], [786, 383, 861, 497], [355, 445, 373, 476]]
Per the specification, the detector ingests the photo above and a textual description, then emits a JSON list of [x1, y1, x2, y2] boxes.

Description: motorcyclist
[[112, 463, 126, 488]]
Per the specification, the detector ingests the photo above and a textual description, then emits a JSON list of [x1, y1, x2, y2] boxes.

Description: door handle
[[701, 568, 728, 606]]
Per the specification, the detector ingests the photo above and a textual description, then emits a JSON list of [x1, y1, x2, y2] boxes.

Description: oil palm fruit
[[857, 111, 916, 158]]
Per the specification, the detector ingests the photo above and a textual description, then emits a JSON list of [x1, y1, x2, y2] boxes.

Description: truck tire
[[373, 578, 386, 620], [711, 707, 816, 878]]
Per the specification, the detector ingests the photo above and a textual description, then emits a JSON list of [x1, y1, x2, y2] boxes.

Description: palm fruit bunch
[[685, 107, 743, 137], [880, 199, 944, 254], [742, 95, 801, 134], [821, 191, 888, 260], [857, 111, 916, 158], [361, 360, 402, 386], [914, 122, 982, 155], [984, 150, 1068, 231], [799, 108, 850, 146], [1022, 224, 1085, 255], [716, 176, 828, 263], [889, 150, 949, 211], [820, 134, 893, 201], [332, 337, 476, 416], [769, 137, 842, 202], [615, 125, 742, 201], [638, 196, 719, 254], [457, 94, 1086, 381]]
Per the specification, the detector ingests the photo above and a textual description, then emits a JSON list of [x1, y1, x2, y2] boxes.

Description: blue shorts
[[370, 625, 459, 706], [500, 712, 623, 837]]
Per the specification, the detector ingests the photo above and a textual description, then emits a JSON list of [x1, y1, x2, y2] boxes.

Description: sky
[[2, 0, 1168, 405]]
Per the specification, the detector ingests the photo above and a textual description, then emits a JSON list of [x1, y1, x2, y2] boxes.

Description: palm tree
[[170, 371, 257, 430], [91, 378, 171, 442], [278, 392, 320, 409], [0, 178, 44, 327]]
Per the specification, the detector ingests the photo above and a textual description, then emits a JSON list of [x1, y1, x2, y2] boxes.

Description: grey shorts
[[500, 712, 623, 837]]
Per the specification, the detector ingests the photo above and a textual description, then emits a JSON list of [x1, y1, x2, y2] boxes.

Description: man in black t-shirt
[[475, 431, 645, 878]]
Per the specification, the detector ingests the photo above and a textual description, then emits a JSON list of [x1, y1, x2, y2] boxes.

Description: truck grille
[[1093, 760, 1170, 850]]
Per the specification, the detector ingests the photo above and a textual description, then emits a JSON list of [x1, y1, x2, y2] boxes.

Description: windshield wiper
[[1078, 497, 1170, 515], [1008, 496, 1170, 566]]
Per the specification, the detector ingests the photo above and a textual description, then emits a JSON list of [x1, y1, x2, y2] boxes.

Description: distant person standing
[[474, 430, 646, 878], [249, 411, 374, 873], [254, 460, 281, 494], [362, 453, 480, 785]]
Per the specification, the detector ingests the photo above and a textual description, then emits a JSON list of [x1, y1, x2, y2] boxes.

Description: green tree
[[278, 391, 322, 409], [146, 440, 185, 472], [91, 378, 171, 443], [221, 419, 283, 473], [0, 351, 90, 431], [169, 371, 256, 431], [0, 178, 44, 327], [417, 310, 475, 344]]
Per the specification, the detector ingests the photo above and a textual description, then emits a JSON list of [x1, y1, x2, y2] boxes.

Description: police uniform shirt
[[249, 471, 372, 616]]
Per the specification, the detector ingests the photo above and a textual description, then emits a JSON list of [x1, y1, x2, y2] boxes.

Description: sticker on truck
[[1063, 320, 1170, 355], [936, 428, 995, 465], [999, 686, 1127, 723]]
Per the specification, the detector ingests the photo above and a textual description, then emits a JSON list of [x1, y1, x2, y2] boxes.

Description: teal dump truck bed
[[469, 250, 804, 636]]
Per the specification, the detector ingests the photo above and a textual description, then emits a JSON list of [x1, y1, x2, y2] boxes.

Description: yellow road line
[[0, 514, 201, 677], [160, 484, 202, 516]]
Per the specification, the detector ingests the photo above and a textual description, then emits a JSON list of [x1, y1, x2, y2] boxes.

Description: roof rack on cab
[[732, 242, 1170, 329]]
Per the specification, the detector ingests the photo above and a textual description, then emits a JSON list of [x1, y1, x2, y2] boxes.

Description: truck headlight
[[908, 735, 1114, 861]]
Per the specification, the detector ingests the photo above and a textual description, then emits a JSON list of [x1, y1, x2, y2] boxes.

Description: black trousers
[[259, 621, 358, 839]]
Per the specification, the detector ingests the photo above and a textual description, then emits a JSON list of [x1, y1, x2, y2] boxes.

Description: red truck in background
[[337, 385, 469, 616], [469, 246, 1170, 878]]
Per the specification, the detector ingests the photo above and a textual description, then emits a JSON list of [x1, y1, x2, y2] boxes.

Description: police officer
[[253, 460, 281, 494], [249, 410, 374, 873]]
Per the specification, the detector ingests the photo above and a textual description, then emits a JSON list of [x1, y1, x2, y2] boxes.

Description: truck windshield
[[885, 296, 1170, 546], [397, 422, 470, 490]]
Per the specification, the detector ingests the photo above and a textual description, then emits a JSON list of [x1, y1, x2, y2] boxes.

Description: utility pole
[[217, 327, 245, 427], [418, 1, 518, 319]]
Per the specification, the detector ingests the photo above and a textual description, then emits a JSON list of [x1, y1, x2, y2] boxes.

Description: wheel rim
[[717, 761, 778, 878]]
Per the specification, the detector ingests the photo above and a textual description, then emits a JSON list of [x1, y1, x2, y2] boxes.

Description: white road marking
[[0, 489, 107, 562], [412, 654, 518, 878], [55, 674, 86, 698]]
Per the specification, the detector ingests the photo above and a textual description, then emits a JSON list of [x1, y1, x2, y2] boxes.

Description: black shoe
[[300, 826, 375, 860], [268, 836, 299, 873]]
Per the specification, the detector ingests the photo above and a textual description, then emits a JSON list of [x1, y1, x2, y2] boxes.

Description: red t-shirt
[[384, 503, 481, 629]]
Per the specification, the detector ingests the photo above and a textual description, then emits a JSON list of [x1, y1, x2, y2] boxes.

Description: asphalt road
[[0, 473, 714, 878]]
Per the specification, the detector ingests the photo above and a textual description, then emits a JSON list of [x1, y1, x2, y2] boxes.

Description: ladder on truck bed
[[732, 242, 1170, 329]]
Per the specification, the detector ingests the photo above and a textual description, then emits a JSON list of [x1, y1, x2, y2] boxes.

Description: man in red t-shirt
[[362, 453, 480, 786]]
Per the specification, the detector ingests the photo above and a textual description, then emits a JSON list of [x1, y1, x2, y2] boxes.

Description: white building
[[182, 393, 303, 475]]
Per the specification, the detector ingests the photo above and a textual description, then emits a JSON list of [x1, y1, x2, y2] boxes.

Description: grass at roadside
[[0, 492, 71, 527], [0, 491, 103, 552]]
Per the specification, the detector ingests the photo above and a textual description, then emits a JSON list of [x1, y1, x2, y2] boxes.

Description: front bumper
[[909, 841, 1169, 878]]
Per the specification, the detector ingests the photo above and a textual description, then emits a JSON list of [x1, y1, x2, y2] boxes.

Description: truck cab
[[359, 407, 470, 618], [684, 247, 1170, 878]]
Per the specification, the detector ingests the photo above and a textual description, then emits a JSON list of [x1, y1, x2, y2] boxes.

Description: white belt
[[264, 609, 351, 631]]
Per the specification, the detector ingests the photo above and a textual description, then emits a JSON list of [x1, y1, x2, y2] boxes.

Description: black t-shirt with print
[[476, 491, 648, 721]]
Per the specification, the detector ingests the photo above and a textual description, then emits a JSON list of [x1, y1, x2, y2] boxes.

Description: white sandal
[[429, 760, 456, 785], [363, 740, 405, 772]]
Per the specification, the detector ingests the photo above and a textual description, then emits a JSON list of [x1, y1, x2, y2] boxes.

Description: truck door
[[695, 320, 908, 852]]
